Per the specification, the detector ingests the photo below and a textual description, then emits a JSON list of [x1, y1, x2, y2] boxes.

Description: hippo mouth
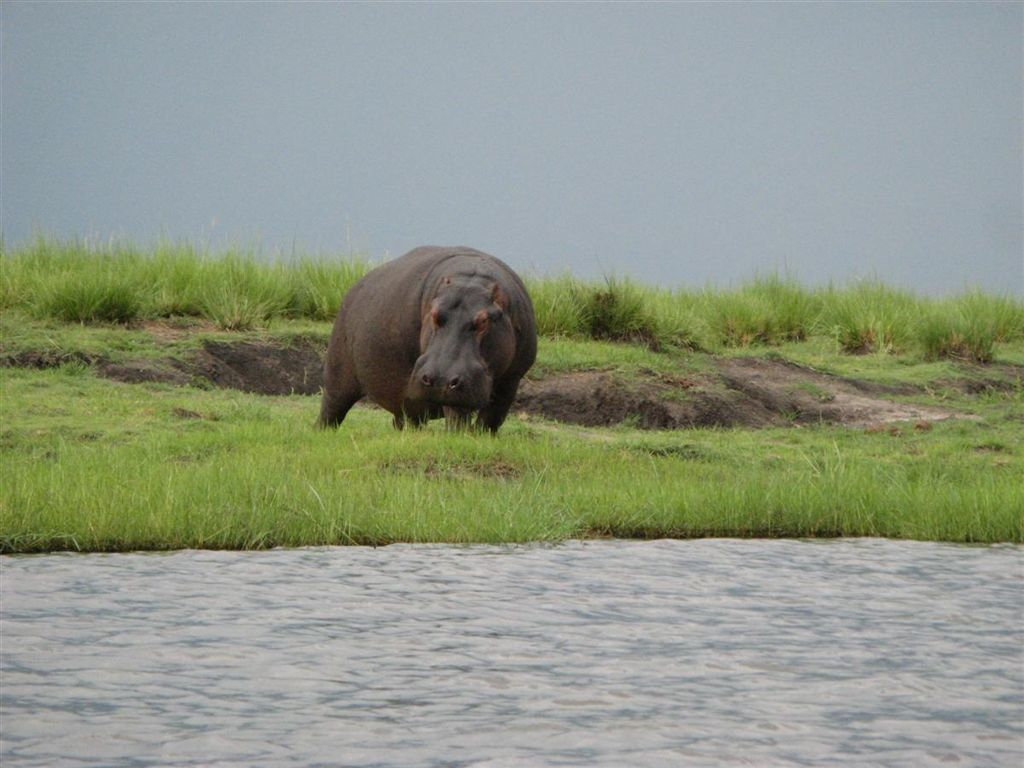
[[407, 373, 492, 411], [423, 386, 490, 410]]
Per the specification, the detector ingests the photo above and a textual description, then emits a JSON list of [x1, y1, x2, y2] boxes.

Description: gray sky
[[3, 1, 1022, 295]]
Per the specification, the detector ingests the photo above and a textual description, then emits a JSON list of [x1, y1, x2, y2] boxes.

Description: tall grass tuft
[[14, 238, 149, 323], [3, 238, 1022, 358], [747, 275, 821, 342], [951, 290, 1024, 343], [194, 253, 294, 330], [2, 238, 380, 329], [2, 236, 89, 311], [526, 275, 702, 349], [703, 288, 777, 347], [37, 269, 144, 323], [644, 289, 707, 350], [524, 274, 588, 337], [918, 295, 1005, 363], [288, 257, 374, 321], [701, 276, 821, 348], [582, 276, 667, 349], [820, 280, 919, 354], [143, 242, 207, 317]]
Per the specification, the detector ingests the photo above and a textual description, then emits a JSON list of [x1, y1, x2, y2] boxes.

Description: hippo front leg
[[443, 406, 474, 431], [475, 376, 523, 434], [395, 402, 434, 430]]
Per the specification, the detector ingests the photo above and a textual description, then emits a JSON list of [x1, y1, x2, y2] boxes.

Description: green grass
[[37, 268, 143, 324], [2, 238, 1022, 551], [819, 280, 920, 355], [529, 336, 710, 378], [6, 237, 1020, 358], [1, 363, 1021, 552], [700, 275, 822, 347], [1, 236, 375, 330], [917, 291, 1024, 364], [524, 273, 588, 337]]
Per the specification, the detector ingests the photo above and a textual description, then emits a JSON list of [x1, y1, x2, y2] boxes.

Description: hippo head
[[409, 275, 517, 410]]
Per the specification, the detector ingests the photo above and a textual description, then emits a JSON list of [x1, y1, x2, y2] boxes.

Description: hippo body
[[318, 246, 537, 433]]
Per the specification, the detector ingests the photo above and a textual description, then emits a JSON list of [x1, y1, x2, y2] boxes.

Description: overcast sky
[[2, 1, 1021, 295]]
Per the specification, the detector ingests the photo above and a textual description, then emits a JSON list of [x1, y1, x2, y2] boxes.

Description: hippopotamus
[[318, 246, 537, 433]]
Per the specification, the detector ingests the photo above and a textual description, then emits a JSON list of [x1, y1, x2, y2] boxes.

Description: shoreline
[[3, 313, 1021, 552]]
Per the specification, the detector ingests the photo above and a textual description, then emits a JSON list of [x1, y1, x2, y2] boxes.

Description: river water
[[1, 539, 1021, 767]]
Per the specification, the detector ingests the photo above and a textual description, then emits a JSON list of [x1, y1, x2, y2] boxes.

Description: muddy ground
[[5, 335, 1020, 429]]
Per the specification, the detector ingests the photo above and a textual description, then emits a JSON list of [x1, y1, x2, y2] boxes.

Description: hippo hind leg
[[318, 387, 361, 429], [317, 358, 362, 429]]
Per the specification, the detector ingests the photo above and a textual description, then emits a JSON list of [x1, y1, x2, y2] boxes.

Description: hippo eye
[[473, 311, 489, 334]]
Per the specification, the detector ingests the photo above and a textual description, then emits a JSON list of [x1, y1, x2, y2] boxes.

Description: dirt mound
[[714, 357, 956, 428], [3, 350, 100, 368], [935, 362, 1024, 395], [514, 360, 958, 430], [515, 371, 773, 429], [188, 340, 323, 395], [4, 338, 971, 429], [2, 338, 325, 395], [99, 340, 324, 395], [97, 359, 192, 386]]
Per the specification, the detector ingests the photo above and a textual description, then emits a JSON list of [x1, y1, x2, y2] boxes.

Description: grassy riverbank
[[2, 241, 1022, 551], [5, 237, 1023, 358]]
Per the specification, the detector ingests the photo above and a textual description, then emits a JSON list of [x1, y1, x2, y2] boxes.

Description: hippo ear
[[490, 283, 509, 310]]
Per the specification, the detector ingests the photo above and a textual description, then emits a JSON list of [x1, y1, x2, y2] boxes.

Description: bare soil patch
[[3, 338, 982, 429], [514, 359, 959, 430], [135, 319, 221, 341], [187, 340, 323, 395], [934, 362, 1024, 395], [3, 350, 100, 368], [97, 359, 192, 386], [515, 371, 772, 429], [714, 357, 958, 428]]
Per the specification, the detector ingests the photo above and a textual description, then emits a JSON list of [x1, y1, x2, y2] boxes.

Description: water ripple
[[2, 539, 1022, 766]]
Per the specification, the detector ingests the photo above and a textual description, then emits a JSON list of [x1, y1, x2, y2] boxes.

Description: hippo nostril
[[448, 376, 461, 390], [421, 374, 435, 387]]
